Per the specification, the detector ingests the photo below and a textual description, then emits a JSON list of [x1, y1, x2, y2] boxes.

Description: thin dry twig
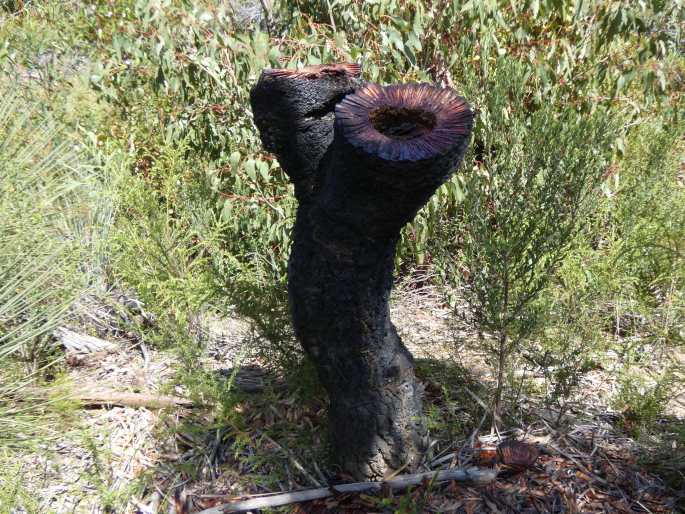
[[261, 433, 321, 488]]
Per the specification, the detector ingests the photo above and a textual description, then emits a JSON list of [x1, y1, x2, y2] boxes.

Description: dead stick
[[54, 327, 116, 353], [195, 467, 498, 514], [74, 391, 193, 409]]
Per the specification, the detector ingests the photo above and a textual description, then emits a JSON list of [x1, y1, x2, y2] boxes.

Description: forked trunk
[[250, 66, 473, 479]]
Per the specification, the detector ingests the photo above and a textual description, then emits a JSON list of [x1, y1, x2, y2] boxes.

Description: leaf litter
[[14, 285, 683, 513]]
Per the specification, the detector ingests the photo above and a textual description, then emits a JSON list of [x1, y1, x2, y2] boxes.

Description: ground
[[16, 284, 685, 513]]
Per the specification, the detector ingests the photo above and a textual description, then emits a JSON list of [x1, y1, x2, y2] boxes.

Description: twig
[[464, 386, 501, 424], [546, 442, 609, 486], [540, 419, 611, 487], [194, 467, 498, 514], [325, 0, 337, 32], [312, 460, 328, 486], [384, 459, 411, 480], [452, 395, 490, 468], [428, 438, 460, 468], [12, 386, 194, 410], [636, 499, 655, 514], [139, 342, 150, 369], [258, 0, 272, 36], [430, 451, 457, 469], [262, 433, 321, 487], [219, 191, 286, 204]]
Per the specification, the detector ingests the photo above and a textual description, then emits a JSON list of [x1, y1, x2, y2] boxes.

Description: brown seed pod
[[335, 83, 472, 162], [496, 440, 540, 471]]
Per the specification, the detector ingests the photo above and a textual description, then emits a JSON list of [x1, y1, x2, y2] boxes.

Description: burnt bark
[[250, 66, 473, 479]]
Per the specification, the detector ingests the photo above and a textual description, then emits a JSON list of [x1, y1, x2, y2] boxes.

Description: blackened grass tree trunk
[[250, 65, 473, 480]]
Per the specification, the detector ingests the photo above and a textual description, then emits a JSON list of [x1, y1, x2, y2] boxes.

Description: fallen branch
[[194, 467, 498, 514], [54, 327, 116, 353], [74, 391, 194, 409]]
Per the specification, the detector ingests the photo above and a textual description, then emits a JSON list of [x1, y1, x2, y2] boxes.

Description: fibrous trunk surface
[[250, 65, 473, 480]]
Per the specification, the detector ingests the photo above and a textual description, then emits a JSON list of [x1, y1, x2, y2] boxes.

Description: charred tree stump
[[250, 65, 473, 480]]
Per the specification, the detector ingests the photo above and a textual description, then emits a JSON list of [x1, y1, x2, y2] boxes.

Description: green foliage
[[524, 250, 611, 418], [0, 457, 41, 514], [290, 0, 682, 105], [0, 0, 114, 367], [110, 142, 216, 320], [285, 0, 684, 267], [0, 365, 77, 451], [459, 60, 615, 333], [436, 59, 617, 419], [85, 0, 300, 364], [4, 0, 678, 419], [0, 75, 108, 510], [0, 0, 682, 506], [519, 120, 684, 421], [0, 364, 81, 513], [604, 123, 685, 330], [0, 86, 100, 364], [71, 0, 684, 413], [67, 0, 682, 375], [613, 370, 673, 438]]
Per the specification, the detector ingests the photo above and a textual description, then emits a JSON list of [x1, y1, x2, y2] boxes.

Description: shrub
[[286, 0, 683, 269], [518, 119, 684, 419], [0, 77, 106, 514], [58, 0, 683, 380], [0, 87, 105, 365], [437, 59, 617, 421], [604, 123, 684, 349], [85, 1, 301, 364], [613, 370, 673, 438]]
